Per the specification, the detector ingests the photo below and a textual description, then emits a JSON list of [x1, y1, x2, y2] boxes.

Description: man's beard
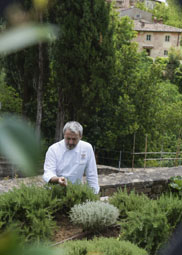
[[66, 143, 76, 150]]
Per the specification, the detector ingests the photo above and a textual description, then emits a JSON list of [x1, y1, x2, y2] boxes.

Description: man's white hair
[[63, 121, 83, 136]]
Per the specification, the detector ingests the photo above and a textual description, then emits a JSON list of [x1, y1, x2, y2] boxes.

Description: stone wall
[[100, 178, 169, 199], [0, 157, 24, 180], [99, 166, 182, 198], [0, 165, 181, 197], [0, 157, 13, 178]]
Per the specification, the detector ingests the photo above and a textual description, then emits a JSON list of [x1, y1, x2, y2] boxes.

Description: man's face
[[64, 130, 81, 150]]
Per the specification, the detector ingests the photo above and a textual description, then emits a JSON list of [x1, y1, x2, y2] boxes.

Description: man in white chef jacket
[[43, 121, 100, 194]]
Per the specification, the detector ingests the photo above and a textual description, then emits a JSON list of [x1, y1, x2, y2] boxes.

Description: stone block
[[101, 187, 117, 196]]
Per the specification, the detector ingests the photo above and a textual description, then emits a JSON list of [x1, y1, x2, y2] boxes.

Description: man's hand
[[49, 176, 68, 186], [58, 177, 67, 186]]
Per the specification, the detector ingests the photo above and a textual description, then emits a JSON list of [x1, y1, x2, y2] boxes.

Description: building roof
[[155, 0, 168, 4], [118, 6, 150, 13], [134, 20, 182, 33]]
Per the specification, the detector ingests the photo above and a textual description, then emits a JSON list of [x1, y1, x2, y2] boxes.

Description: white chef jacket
[[43, 139, 100, 194]]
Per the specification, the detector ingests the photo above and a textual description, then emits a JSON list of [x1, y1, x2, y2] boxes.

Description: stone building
[[106, 0, 166, 9], [106, 0, 130, 8], [117, 6, 182, 58], [119, 7, 153, 22], [133, 20, 182, 58]]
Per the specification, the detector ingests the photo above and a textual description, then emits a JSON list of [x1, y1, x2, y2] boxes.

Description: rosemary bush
[[62, 237, 148, 255], [51, 182, 99, 214], [119, 199, 170, 255], [0, 184, 57, 243], [69, 200, 119, 231], [111, 189, 182, 255], [157, 192, 182, 230], [109, 188, 149, 218], [0, 182, 99, 243]]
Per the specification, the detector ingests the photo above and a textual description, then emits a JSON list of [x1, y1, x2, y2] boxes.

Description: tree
[[50, 0, 115, 141], [0, 70, 22, 113], [2, 0, 51, 135]]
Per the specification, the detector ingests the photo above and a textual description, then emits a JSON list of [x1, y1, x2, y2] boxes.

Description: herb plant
[[169, 176, 182, 195], [69, 200, 119, 231], [62, 237, 148, 255]]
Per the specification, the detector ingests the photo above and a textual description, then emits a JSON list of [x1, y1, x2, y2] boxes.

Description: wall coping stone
[[99, 166, 182, 187], [0, 165, 181, 195]]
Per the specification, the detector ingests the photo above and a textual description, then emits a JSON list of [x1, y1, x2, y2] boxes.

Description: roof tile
[[134, 20, 182, 32]]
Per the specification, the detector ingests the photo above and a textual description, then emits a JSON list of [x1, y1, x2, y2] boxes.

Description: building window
[[117, 0, 124, 5], [146, 34, 151, 41], [164, 50, 168, 56], [146, 49, 151, 56], [165, 35, 170, 42]]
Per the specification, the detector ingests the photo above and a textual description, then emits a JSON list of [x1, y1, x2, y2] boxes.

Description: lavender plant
[[69, 200, 119, 231]]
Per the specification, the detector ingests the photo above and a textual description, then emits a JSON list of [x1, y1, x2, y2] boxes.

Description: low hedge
[[62, 237, 148, 255]]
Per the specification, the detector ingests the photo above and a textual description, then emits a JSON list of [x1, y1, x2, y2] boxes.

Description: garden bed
[[52, 215, 121, 245]]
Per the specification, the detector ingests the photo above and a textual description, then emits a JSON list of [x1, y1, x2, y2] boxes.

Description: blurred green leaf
[[0, 231, 20, 255], [0, 115, 40, 176], [0, 23, 59, 55], [0, 231, 65, 255]]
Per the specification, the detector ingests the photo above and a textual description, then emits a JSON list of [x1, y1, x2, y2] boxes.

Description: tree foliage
[[49, 0, 115, 141], [0, 71, 22, 113], [1, 0, 182, 166]]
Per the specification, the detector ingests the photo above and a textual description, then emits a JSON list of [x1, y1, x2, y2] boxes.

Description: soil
[[52, 215, 121, 245]]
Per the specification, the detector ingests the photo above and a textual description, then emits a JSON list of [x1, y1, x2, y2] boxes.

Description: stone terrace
[[0, 165, 182, 198]]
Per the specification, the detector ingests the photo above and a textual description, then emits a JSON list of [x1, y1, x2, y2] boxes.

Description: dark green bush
[[110, 189, 182, 255], [0, 182, 98, 243], [49, 181, 99, 214], [62, 237, 148, 255], [168, 176, 182, 196], [157, 192, 182, 230], [109, 188, 149, 218], [119, 199, 170, 255], [0, 184, 57, 243]]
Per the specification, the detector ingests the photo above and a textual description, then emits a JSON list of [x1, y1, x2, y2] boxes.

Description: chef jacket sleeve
[[43, 146, 57, 183], [85, 145, 100, 194]]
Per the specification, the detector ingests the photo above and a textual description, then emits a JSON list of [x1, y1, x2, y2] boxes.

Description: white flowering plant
[[69, 200, 119, 231]]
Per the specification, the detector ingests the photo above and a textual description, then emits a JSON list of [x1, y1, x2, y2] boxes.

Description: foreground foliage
[[110, 188, 182, 255], [0, 231, 62, 255], [0, 182, 98, 243], [62, 237, 147, 255], [1, 178, 182, 254]]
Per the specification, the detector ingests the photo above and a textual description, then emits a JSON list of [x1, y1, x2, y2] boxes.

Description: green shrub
[[69, 201, 119, 231], [109, 189, 182, 255], [0, 182, 98, 243], [168, 176, 182, 196], [0, 184, 57, 243], [0, 71, 22, 114], [119, 199, 170, 255], [50, 181, 99, 214], [157, 192, 182, 230], [109, 188, 149, 218], [0, 231, 63, 255], [62, 237, 148, 255]]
